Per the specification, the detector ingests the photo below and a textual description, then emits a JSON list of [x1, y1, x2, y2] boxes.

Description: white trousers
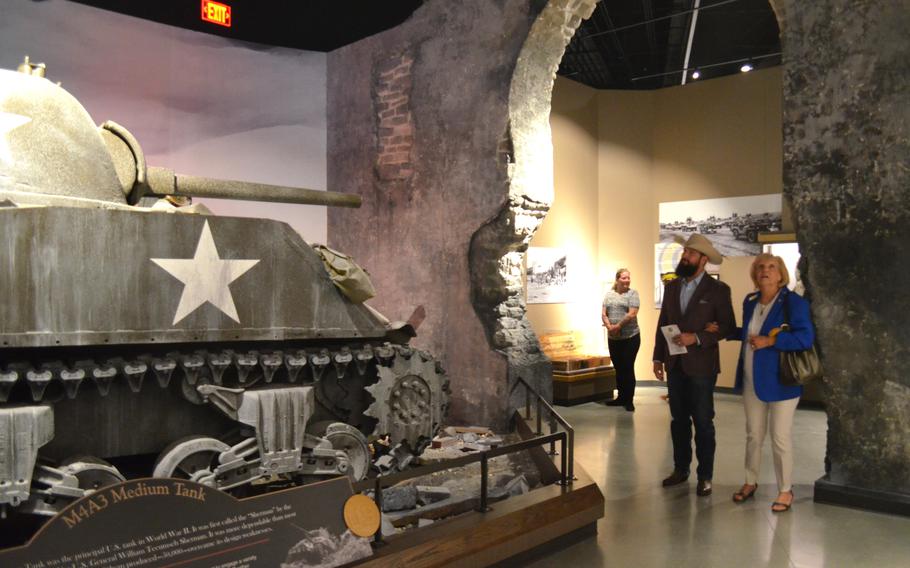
[[743, 384, 799, 492]]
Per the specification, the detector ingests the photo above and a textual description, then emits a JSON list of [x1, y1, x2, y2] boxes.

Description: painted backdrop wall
[[0, 0, 327, 243]]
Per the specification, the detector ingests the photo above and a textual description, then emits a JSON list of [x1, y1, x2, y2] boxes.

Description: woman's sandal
[[771, 490, 794, 513], [732, 484, 758, 503]]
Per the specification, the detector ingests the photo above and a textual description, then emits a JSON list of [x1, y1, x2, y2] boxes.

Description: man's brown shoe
[[662, 470, 689, 487], [696, 479, 713, 496]]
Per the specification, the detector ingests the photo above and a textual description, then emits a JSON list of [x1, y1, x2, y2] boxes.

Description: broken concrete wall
[[778, 0, 909, 497], [327, 0, 595, 429]]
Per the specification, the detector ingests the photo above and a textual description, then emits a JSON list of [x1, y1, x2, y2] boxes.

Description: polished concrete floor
[[522, 387, 910, 568]]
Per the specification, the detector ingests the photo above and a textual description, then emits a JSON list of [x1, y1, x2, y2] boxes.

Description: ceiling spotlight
[[691, 70, 700, 80], [740, 63, 753, 73]]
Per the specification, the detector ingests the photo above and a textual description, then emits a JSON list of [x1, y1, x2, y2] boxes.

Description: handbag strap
[[781, 288, 791, 329]]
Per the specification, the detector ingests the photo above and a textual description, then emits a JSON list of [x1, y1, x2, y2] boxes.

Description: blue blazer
[[734, 288, 815, 402]]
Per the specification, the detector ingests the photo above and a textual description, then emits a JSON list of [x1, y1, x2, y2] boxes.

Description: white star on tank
[[151, 221, 259, 325]]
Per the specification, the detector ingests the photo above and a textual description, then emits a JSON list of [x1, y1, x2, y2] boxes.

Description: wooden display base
[[553, 366, 616, 406], [352, 465, 604, 567]]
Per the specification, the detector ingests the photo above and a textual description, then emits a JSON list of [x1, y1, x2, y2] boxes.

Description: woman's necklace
[[758, 293, 776, 316]]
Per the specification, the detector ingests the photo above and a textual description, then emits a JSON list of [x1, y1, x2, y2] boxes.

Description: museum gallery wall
[[0, 0, 329, 243], [532, 68, 785, 389]]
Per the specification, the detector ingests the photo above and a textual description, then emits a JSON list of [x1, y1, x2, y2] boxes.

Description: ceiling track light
[[691, 70, 701, 79], [740, 62, 754, 73], [630, 52, 780, 83]]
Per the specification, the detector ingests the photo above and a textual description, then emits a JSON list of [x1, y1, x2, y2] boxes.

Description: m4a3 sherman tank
[[0, 58, 448, 529]]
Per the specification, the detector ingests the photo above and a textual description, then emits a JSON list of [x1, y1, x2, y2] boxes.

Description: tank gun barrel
[[98, 121, 360, 208], [145, 167, 361, 208]]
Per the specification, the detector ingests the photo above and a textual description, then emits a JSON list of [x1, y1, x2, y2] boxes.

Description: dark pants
[[608, 334, 640, 404], [667, 367, 717, 480]]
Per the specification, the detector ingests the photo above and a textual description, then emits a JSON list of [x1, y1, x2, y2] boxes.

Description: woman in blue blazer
[[730, 253, 814, 513]]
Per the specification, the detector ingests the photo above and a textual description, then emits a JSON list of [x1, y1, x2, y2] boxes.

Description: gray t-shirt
[[602, 288, 641, 339]]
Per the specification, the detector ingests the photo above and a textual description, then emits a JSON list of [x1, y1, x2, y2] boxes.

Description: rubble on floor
[[370, 429, 544, 533]]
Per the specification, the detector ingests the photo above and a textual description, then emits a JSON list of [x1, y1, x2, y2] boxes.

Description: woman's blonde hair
[[612, 268, 630, 291], [749, 253, 790, 289]]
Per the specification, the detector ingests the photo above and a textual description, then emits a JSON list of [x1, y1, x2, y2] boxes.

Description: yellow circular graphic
[[343, 494, 381, 538]]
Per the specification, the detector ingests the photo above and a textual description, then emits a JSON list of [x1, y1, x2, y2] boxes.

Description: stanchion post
[[478, 452, 491, 512], [525, 382, 531, 420], [373, 476, 385, 546], [549, 413, 558, 455], [560, 436, 568, 486]]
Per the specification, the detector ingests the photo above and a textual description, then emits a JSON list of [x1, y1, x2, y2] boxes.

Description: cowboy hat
[[674, 233, 723, 265]]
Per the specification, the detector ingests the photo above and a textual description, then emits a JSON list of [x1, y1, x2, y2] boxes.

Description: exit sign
[[201, 0, 232, 27]]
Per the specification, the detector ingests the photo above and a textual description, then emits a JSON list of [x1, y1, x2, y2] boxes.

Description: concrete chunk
[[379, 485, 418, 512], [416, 485, 451, 505]]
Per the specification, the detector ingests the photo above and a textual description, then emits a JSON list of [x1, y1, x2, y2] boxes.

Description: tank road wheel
[[324, 423, 370, 481], [152, 436, 229, 485], [59, 456, 126, 491]]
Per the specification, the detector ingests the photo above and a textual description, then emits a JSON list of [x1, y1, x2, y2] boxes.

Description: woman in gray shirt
[[602, 268, 641, 411]]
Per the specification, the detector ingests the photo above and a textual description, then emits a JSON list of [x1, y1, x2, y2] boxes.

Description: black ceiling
[[560, 0, 781, 89], [71, 0, 779, 90], [71, 0, 424, 52]]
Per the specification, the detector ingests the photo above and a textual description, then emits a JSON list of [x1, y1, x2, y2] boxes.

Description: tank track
[[0, 342, 448, 517]]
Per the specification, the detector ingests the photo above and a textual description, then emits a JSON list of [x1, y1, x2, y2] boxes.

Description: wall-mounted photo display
[[526, 247, 569, 304], [659, 194, 782, 257], [653, 242, 720, 308]]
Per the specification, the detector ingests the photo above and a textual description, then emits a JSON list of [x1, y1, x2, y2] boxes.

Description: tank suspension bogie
[[0, 343, 447, 512]]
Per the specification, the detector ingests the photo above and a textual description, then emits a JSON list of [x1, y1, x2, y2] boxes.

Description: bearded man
[[653, 234, 735, 497]]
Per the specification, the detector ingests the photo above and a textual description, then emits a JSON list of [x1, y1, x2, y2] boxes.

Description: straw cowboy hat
[[674, 233, 723, 265]]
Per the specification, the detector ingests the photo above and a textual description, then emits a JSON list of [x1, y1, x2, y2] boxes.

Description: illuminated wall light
[[740, 63, 753, 73], [691, 70, 700, 80]]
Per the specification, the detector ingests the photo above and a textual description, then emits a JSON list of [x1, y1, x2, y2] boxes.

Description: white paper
[[661, 324, 689, 355]]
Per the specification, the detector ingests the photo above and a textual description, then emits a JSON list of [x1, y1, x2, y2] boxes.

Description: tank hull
[[0, 207, 389, 346]]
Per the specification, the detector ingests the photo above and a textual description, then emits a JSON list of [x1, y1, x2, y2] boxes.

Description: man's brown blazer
[[653, 274, 736, 377]]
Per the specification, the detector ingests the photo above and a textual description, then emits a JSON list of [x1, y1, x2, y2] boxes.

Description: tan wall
[[527, 78, 602, 351], [533, 67, 783, 388]]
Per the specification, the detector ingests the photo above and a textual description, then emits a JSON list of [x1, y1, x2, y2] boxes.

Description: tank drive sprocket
[[364, 345, 449, 454]]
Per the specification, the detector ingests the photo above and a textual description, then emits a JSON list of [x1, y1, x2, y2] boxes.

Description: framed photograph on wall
[[658, 194, 782, 257], [526, 247, 569, 304]]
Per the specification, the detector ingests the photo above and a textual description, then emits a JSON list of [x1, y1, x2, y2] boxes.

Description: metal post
[[560, 436, 568, 486], [536, 397, 543, 435], [549, 414, 558, 456], [478, 452, 491, 512], [373, 476, 385, 546], [567, 429, 575, 483], [525, 384, 531, 420]]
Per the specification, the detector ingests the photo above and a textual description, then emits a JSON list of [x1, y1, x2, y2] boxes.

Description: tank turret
[[0, 59, 447, 544], [0, 59, 359, 209]]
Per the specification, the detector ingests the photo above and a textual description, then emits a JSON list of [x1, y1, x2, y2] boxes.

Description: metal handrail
[[350, 378, 574, 546], [353, 432, 567, 545], [514, 375, 575, 482]]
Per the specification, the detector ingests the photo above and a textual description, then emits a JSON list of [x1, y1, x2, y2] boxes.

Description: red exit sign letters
[[201, 0, 232, 27]]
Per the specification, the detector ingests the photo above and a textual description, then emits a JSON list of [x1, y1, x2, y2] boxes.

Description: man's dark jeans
[[667, 367, 717, 480]]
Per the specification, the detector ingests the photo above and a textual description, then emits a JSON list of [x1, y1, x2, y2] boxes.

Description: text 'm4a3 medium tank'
[[0, 58, 448, 533]]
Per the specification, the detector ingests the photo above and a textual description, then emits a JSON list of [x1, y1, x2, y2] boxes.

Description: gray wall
[[0, 0, 328, 242], [779, 0, 910, 497]]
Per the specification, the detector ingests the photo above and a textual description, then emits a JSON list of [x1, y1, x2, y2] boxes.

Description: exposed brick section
[[373, 54, 415, 182]]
